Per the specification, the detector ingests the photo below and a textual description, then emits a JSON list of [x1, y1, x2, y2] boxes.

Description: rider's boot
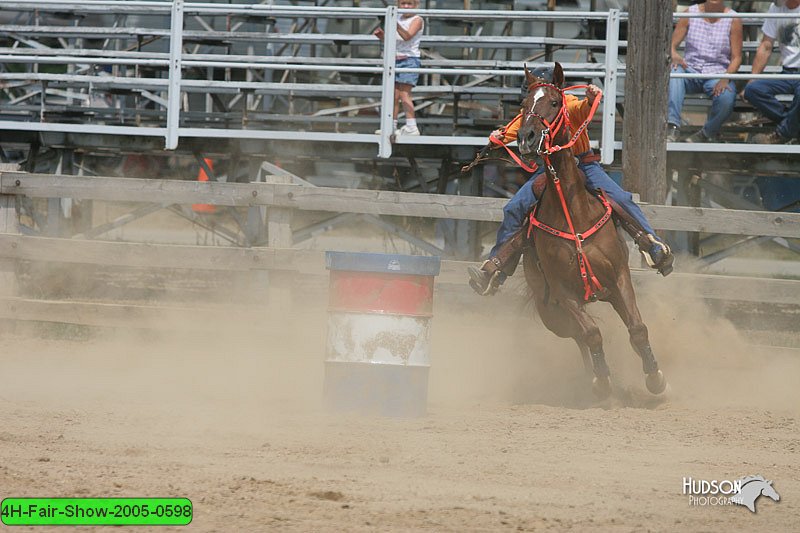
[[605, 196, 675, 277], [467, 258, 506, 296], [468, 229, 526, 296], [635, 232, 674, 277]]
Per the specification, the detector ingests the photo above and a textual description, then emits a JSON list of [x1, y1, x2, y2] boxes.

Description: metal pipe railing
[[1, 3, 798, 160]]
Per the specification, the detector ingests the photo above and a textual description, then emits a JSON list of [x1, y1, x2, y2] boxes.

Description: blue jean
[[743, 67, 800, 139], [667, 65, 736, 138], [490, 160, 655, 256]]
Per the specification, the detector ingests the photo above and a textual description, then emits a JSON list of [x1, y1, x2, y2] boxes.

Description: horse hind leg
[[609, 276, 667, 395]]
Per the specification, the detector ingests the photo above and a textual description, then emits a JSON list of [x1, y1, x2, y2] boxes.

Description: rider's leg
[[469, 169, 542, 295], [491, 170, 540, 255], [580, 161, 674, 275], [580, 161, 654, 233]]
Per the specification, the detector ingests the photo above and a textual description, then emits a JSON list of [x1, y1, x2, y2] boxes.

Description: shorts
[[395, 56, 421, 86]]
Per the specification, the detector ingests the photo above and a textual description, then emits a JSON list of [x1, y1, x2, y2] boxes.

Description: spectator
[[373, 0, 424, 136], [667, 0, 743, 142], [744, 0, 800, 144]]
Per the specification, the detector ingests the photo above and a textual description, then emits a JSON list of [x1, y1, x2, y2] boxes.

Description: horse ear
[[524, 64, 536, 88], [553, 62, 565, 88]]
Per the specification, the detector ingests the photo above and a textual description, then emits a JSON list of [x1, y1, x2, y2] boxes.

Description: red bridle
[[523, 82, 601, 156], [488, 82, 602, 173], [522, 82, 610, 302]]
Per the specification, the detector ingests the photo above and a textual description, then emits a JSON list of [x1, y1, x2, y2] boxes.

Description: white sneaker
[[394, 124, 420, 136]]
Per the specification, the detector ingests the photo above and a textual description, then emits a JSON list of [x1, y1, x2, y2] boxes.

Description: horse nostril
[[519, 134, 532, 154]]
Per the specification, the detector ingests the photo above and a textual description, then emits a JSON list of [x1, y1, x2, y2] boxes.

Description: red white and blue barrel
[[324, 251, 441, 417]]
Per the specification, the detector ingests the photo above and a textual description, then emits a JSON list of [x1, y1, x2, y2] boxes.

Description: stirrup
[[640, 235, 674, 277], [468, 261, 502, 296]]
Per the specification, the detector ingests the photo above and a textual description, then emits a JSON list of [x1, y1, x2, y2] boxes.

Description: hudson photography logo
[[682, 475, 781, 513]]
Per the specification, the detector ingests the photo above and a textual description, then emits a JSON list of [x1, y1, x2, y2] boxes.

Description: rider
[[468, 66, 674, 296]]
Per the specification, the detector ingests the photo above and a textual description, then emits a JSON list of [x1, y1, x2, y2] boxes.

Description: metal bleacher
[[0, 0, 618, 164], [0, 0, 796, 267], [0, 1, 799, 167]]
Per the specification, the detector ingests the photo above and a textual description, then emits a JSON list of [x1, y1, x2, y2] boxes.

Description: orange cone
[[192, 158, 216, 213]]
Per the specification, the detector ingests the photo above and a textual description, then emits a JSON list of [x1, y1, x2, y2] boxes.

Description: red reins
[[522, 83, 609, 302], [524, 83, 602, 155], [488, 114, 538, 173]]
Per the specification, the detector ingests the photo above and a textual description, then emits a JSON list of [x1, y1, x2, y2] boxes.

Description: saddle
[[490, 175, 646, 280], [531, 166, 646, 246]]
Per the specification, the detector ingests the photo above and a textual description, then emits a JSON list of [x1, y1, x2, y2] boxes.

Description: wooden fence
[[0, 169, 798, 330]]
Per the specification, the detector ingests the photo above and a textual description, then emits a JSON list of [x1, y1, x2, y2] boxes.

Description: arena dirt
[[1, 262, 798, 532]]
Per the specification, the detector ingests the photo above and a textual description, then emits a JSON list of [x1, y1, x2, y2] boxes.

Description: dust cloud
[[429, 270, 799, 414], [4, 252, 798, 422], [2, 235, 798, 531]]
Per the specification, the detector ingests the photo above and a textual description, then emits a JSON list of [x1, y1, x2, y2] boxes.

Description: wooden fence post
[[0, 164, 20, 305], [266, 175, 293, 249], [622, 0, 672, 205], [265, 175, 294, 311]]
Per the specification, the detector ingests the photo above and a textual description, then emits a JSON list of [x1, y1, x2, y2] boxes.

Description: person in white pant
[[373, 0, 424, 136]]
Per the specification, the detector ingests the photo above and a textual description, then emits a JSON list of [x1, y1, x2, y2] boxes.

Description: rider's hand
[[585, 84, 601, 104]]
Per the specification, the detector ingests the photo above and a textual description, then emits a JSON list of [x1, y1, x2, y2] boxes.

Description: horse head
[[518, 62, 568, 156], [761, 480, 780, 502], [736, 475, 781, 512]]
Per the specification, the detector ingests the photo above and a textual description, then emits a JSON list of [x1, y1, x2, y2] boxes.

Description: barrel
[[324, 251, 441, 417]]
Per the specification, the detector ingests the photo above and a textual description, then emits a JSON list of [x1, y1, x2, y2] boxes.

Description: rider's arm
[[490, 113, 523, 144], [566, 95, 590, 125]]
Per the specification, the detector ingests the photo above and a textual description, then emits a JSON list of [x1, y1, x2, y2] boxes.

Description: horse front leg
[[608, 272, 667, 395], [560, 298, 612, 399], [524, 254, 595, 377]]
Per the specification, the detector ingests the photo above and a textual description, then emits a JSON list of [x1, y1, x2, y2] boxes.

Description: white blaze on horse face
[[530, 87, 545, 114]]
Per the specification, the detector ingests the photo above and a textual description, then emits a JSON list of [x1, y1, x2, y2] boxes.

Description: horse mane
[[739, 475, 768, 486]]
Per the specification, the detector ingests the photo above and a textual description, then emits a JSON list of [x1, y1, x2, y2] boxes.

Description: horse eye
[[551, 100, 559, 107]]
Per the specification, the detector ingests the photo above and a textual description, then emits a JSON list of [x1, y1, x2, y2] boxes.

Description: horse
[[516, 63, 666, 398], [731, 475, 780, 513]]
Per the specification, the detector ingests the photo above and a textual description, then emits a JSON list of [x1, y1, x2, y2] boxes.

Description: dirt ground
[[1, 269, 799, 532]]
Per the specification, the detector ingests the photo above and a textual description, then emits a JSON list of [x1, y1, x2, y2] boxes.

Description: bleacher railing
[[0, 2, 797, 161]]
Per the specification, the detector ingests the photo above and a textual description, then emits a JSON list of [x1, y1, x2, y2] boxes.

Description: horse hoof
[[592, 376, 612, 399], [646, 370, 667, 395]]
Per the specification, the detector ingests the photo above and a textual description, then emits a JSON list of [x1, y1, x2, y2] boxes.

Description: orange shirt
[[492, 94, 592, 155]]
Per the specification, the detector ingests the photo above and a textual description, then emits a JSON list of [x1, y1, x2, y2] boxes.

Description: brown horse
[[517, 63, 666, 398]]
